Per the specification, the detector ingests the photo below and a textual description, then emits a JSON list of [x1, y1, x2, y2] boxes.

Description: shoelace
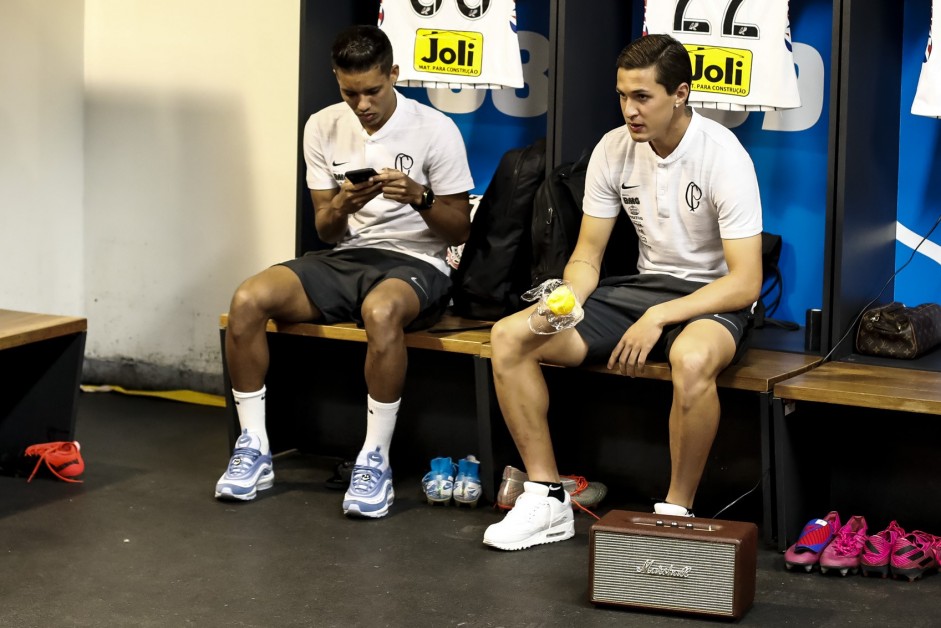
[[894, 531, 936, 561], [559, 475, 600, 520], [504, 493, 547, 523], [24, 442, 83, 483], [868, 521, 905, 550], [560, 474, 587, 496], [349, 447, 389, 495], [832, 529, 866, 555], [349, 466, 380, 494], [227, 448, 262, 478]]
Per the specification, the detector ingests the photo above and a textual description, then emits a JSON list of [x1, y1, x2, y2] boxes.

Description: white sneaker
[[483, 481, 575, 550]]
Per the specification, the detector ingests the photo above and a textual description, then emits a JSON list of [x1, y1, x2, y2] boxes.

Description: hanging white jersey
[[913, 0, 941, 118], [378, 0, 524, 89], [644, 0, 801, 111]]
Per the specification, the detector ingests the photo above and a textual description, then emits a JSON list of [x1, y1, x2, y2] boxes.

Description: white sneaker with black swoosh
[[483, 481, 574, 550]]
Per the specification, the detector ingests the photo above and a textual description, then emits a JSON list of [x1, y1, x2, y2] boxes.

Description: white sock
[[356, 395, 399, 471], [232, 386, 269, 454], [654, 502, 694, 517]]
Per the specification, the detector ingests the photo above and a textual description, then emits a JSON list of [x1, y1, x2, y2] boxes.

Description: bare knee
[[229, 266, 315, 334], [228, 279, 271, 337], [361, 300, 406, 348], [491, 316, 530, 373], [669, 347, 717, 410]]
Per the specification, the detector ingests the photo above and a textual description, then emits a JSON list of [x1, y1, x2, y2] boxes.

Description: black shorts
[[575, 273, 753, 366], [278, 248, 452, 331]]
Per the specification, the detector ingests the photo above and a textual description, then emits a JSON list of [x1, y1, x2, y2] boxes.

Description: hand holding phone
[[344, 167, 378, 185]]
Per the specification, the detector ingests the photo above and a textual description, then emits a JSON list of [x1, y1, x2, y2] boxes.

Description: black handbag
[[855, 301, 941, 359]]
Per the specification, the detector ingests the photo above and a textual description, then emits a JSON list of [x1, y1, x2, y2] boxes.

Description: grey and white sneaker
[[214, 430, 274, 501], [343, 447, 394, 518], [496, 465, 606, 510], [483, 481, 574, 550]]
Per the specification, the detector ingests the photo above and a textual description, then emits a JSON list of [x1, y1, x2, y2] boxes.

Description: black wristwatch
[[411, 186, 436, 212]]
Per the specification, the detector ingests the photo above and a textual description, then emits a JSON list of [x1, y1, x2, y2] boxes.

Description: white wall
[[82, 0, 299, 388], [0, 0, 85, 316], [0, 1, 300, 391]]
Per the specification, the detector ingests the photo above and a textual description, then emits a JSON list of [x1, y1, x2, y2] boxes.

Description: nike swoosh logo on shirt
[[332, 160, 349, 167], [621, 184, 639, 190]]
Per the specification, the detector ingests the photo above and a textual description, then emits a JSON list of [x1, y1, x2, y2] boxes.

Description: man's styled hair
[[616, 34, 692, 96], [331, 25, 394, 74]]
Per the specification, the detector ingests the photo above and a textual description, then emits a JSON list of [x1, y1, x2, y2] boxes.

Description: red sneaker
[[24, 441, 85, 483]]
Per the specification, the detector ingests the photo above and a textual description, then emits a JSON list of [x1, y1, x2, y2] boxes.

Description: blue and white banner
[[646, 0, 832, 325], [899, 0, 941, 307], [406, 0, 839, 325], [398, 0, 549, 193]]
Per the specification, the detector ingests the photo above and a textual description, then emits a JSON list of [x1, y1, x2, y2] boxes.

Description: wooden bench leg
[[759, 391, 775, 547], [219, 327, 240, 451], [773, 395, 803, 551], [473, 356, 496, 502]]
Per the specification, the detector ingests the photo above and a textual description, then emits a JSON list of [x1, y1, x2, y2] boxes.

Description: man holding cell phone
[[215, 25, 474, 519]]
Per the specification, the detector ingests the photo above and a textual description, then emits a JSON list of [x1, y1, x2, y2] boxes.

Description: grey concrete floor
[[1, 392, 938, 627]]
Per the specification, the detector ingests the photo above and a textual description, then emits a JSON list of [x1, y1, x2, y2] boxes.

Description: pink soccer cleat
[[860, 520, 906, 578], [890, 531, 940, 582], [819, 515, 868, 576], [784, 511, 841, 572]]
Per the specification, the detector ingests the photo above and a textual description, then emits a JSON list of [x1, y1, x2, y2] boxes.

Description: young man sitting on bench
[[483, 34, 764, 551], [215, 25, 473, 518]]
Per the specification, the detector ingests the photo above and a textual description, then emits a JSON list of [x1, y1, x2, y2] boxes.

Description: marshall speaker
[[589, 510, 757, 619]]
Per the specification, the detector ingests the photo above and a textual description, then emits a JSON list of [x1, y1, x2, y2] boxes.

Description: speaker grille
[[592, 531, 736, 615]]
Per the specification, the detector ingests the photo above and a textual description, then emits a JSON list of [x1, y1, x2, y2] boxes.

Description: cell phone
[[344, 167, 378, 184]]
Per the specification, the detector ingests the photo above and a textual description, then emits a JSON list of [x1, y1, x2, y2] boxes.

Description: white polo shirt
[[583, 110, 763, 283], [913, 0, 941, 118], [303, 90, 474, 274], [644, 0, 801, 111]]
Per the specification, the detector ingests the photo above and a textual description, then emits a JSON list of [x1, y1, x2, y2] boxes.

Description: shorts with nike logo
[[279, 248, 451, 331], [575, 273, 753, 366]]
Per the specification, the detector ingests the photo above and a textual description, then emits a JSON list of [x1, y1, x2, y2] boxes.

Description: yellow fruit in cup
[[546, 285, 576, 316]]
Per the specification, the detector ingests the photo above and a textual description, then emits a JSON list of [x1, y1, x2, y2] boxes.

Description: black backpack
[[754, 231, 799, 330], [530, 152, 639, 286], [530, 154, 589, 286], [450, 138, 547, 319]]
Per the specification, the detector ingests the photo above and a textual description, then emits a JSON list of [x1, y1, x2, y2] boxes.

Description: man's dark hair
[[331, 25, 394, 74], [616, 34, 692, 96]]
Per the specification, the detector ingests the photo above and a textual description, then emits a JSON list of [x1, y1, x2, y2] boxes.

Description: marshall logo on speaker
[[635, 559, 692, 578], [590, 510, 757, 619]]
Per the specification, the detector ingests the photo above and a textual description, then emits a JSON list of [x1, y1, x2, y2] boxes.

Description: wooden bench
[[771, 361, 941, 549], [218, 312, 497, 493], [774, 362, 941, 414], [577, 348, 819, 393], [219, 314, 493, 355], [0, 309, 87, 469], [220, 312, 818, 541]]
